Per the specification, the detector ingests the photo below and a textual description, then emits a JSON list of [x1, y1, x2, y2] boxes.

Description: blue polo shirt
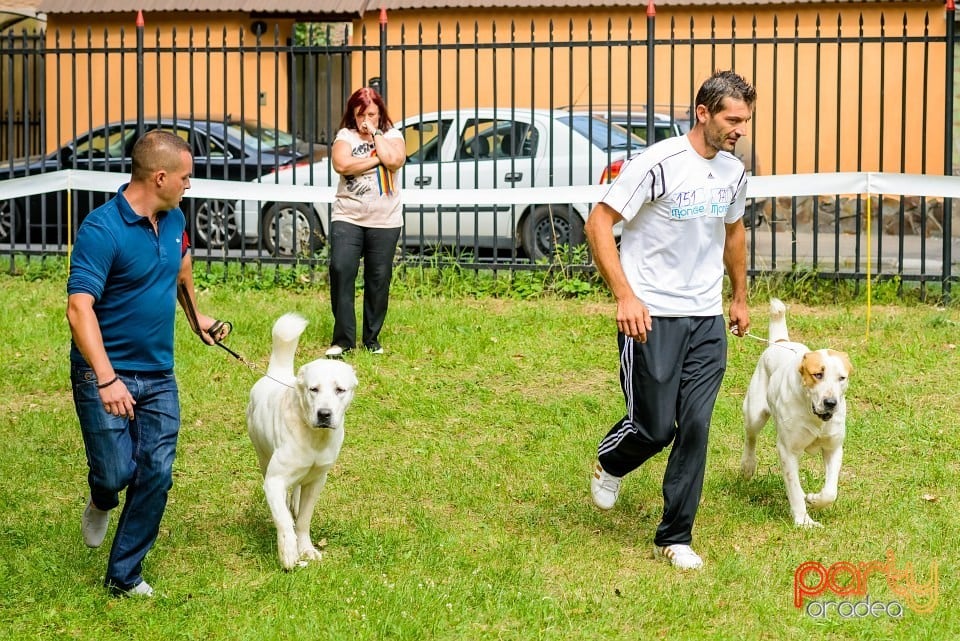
[[68, 184, 187, 371]]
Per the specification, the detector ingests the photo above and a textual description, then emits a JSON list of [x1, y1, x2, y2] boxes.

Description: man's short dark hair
[[131, 129, 192, 181], [695, 70, 757, 115]]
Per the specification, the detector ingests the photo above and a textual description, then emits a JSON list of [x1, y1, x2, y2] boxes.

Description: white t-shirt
[[331, 127, 403, 228], [601, 134, 748, 317]]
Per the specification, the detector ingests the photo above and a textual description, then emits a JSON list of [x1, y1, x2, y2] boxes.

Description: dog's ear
[[829, 350, 852, 375], [798, 352, 824, 387], [342, 370, 358, 392], [333, 362, 358, 392]]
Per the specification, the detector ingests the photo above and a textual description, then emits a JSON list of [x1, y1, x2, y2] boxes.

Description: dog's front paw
[[298, 534, 323, 563], [278, 532, 300, 571], [739, 456, 757, 480], [805, 492, 836, 509], [794, 514, 823, 528], [300, 544, 323, 562]]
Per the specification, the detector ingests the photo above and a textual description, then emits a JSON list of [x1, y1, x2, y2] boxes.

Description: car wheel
[[742, 199, 765, 229], [521, 204, 585, 261], [260, 202, 325, 257], [0, 199, 20, 244], [194, 199, 240, 249]]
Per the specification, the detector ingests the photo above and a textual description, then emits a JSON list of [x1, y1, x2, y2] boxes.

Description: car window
[[402, 118, 452, 164], [455, 118, 537, 160], [227, 123, 296, 153], [557, 115, 644, 151], [166, 127, 191, 151], [617, 122, 676, 143], [74, 128, 131, 160], [193, 131, 229, 159], [498, 122, 538, 158]]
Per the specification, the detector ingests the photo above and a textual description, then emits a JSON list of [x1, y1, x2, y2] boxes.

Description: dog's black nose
[[315, 408, 333, 427], [823, 398, 837, 410]]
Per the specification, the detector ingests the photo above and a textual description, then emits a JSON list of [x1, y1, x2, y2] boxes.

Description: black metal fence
[[0, 8, 956, 294]]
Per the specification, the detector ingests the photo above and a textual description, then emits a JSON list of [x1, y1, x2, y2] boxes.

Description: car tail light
[[265, 159, 313, 178], [600, 159, 624, 184], [276, 160, 312, 173]]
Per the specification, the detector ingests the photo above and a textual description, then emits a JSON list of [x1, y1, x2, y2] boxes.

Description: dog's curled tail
[[768, 298, 789, 343], [267, 313, 309, 380]]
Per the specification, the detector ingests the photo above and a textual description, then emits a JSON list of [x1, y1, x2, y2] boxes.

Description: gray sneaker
[[115, 581, 155, 598], [81, 498, 110, 548]]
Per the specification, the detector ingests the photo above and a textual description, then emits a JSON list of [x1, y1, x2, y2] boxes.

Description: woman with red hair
[[325, 87, 406, 356]]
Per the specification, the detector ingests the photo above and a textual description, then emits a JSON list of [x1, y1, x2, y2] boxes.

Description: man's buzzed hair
[[131, 130, 192, 181], [695, 70, 757, 115]]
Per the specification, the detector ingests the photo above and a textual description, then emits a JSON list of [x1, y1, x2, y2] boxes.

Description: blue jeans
[[328, 221, 401, 350], [71, 363, 180, 591]]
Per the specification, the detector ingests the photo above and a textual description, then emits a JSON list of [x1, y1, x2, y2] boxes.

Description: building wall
[[42, 11, 296, 150], [356, 2, 948, 175], [38, 3, 949, 175], [0, 16, 45, 158]]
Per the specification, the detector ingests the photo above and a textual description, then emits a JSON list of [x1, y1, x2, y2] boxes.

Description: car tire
[[742, 199, 765, 229], [193, 199, 241, 249], [521, 204, 585, 262], [0, 199, 21, 244], [261, 202, 325, 257]]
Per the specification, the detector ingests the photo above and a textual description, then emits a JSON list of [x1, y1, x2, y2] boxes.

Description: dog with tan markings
[[740, 299, 852, 527], [247, 312, 358, 570]]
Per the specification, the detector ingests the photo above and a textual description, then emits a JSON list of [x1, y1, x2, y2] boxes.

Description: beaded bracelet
[[97, 375, 119, 389]]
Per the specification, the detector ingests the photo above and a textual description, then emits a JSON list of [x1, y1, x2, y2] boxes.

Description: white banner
[[2, 169, 960, 204]]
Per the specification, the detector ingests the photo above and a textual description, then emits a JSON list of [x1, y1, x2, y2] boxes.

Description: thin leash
[[733, 325, 855, 355], [212, 334, 296, 390], [731, 326, 805, 352], [178, 283, 294, 389]]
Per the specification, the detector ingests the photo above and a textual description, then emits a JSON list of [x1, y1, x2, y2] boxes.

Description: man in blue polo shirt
[[67, 129, 226, 597]]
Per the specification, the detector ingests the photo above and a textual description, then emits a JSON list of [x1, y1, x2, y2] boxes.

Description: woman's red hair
[[339, 87, 394, 132]]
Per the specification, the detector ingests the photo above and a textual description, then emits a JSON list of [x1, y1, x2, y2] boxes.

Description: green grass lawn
[[0, 273, 957, 640]]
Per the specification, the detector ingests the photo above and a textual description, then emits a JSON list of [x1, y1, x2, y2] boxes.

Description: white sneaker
[[655, 544, 704, 570], [325, 345, 346, 357], [117, 581, 154, 597], [81, 498, 110, 548], [590, 462, 622, 510]]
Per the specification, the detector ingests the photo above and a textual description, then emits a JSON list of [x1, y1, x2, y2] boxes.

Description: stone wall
[[757, 195, 957, 238]]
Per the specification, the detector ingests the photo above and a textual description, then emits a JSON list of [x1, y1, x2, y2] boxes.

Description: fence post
[[136, 10, 144, 139], [646, 0, 656, 144], [379, 7, 388, 101], [945, 0, 955, 299]]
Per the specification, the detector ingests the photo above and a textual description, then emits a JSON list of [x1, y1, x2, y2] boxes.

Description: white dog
[[740, 299, 852, 527], [246, 313, 358, 570]]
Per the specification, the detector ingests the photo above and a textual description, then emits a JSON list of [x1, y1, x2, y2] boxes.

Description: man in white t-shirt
[[586, 70, 756, 570]]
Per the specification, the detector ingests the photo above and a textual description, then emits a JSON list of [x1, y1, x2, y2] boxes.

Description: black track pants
[[597, 315, 727, 546]]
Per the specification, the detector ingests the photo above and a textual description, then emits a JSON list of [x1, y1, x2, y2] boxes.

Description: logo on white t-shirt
[[670, 188, 707, 219]]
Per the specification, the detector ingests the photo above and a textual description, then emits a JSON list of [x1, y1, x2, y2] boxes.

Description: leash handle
[[208, 320, 233, 344]]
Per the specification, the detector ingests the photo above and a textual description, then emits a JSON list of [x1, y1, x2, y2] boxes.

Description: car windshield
[[557, 115, 645, 151], [226, 123, 297, 152]]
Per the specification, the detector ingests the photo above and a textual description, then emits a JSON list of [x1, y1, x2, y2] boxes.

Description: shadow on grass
[[712, 466, 792, 524]]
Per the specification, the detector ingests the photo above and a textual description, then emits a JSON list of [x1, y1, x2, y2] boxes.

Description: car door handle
[[504, 172, 523, 183], [414, 176, 432, 186]]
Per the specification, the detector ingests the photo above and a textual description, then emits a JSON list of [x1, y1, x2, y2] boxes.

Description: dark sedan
[[0, 118, 310, 248]]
